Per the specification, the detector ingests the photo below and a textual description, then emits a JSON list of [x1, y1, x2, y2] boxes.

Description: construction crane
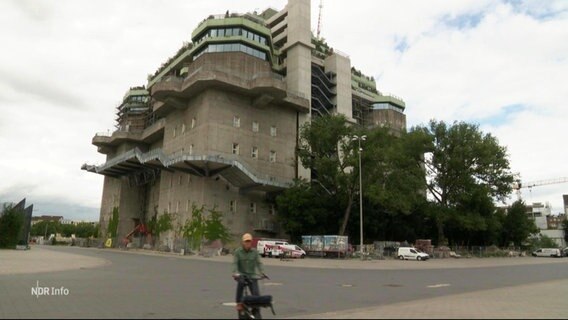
[[317, 0, 323, 39], [512, 177, 568, 201]]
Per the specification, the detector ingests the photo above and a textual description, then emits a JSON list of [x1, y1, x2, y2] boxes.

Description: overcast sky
[[1, 0, 567, 221]]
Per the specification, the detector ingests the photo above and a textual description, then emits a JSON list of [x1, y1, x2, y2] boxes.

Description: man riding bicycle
[[232, 233, 265, 312]]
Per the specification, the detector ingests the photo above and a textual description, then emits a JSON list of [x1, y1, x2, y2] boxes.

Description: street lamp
[[352, 135, 367, 260]]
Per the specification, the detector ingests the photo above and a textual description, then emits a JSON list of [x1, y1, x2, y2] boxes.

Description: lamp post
[[352, 135, 366, 260]]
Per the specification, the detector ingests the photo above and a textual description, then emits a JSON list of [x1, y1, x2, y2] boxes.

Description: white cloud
[[1, 0, 567, 218]]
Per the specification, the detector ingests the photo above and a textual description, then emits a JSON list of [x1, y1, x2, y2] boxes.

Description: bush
[[0, 204, 24, 249], [528, 235, 559, 251]]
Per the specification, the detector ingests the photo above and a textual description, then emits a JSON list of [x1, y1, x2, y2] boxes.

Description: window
[[211, 29, 218, 37], [250, 202, 257, 214], [269, 151, 277, 163], [252, 121, 259, 132], [270, 126, 277, 137], [269, 204, 276, 215], [230, 200, 237, 213], [233, 116, 240, 128], [226, 28, 233, 37], [181, 124, 186, 134], [170, 176, 174, 187], [173, 127, 176, 137], [168, 202, 171, 213], [218, 29, 225, 37], [232, 143, 240, 155], [179, 175, 182, 185], [191, 118, 196, 129], [187, 200, 190, 211], [251, 146, 258, 159], [176, 201, 180, 213], [187, 174, 192, 184], [189, 144, 194, 155]]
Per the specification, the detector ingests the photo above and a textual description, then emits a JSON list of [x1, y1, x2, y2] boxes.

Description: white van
[[257, 240, 288, 257], [397, 247, 429, 261], [532, 248, 561, 257]]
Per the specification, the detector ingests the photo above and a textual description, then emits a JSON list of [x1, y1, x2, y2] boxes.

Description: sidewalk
[[289, 279, 568, 319], [0, 246, 110, 275]]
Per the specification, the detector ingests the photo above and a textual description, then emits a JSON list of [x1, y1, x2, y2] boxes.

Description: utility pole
[[352, 135, 367, 260]]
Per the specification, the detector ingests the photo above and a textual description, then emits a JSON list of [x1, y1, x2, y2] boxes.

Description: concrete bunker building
[[82, 0, 407, 245]]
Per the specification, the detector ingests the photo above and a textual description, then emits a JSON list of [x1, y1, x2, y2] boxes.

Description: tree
[[107, 207, 119, 238], [183, 204, 206, 251], [297, 114, 358, 236], [203, 208, 231, 245], [182, 204, 231, 251], [0, 204, 24, 248], [503, 200, 538, 247], [276, 180, 341, 242], [75, 223, 98, 238], [563, 219, 568, 244], [148, 211, 173, 241], [415, 120, 514, 245]]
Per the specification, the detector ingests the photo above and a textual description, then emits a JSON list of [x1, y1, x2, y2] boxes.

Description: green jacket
[[232, 247, 264, 277]]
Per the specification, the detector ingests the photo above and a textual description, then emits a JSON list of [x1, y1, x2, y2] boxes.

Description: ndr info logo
[[31, 281, 70, 298]]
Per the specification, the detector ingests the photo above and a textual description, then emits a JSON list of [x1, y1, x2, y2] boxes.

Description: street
[[1, 246, 567, 319]]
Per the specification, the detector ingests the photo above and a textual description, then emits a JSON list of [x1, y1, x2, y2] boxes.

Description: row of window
[[230, 201, 276, 215], [172, 118, 197, 138], [166, 199, 276, 215], [372, 102, 404, 113], [193, 43, 267, 61], [232, 143, 277, 162], [233, 116, 278, 136], [196, 27, 268, 46]]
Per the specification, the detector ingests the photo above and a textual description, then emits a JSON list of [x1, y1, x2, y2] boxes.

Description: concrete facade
[[83, 0, 407, 247]]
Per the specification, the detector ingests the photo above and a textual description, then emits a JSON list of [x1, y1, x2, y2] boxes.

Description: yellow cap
[[242, 233, 253, 242]]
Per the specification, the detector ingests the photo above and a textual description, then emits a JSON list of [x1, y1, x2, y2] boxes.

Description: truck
[[257, 240, 306, 258], [302, 235, 349, 257]]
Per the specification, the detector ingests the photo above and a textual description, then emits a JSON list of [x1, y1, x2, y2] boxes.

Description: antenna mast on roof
[[317, 0, 323, 39]]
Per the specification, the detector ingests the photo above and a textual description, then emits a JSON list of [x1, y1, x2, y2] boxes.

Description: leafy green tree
[[529, 234, 559, 250], [182, 204, 232, 250], [183, 204, 206, 251], [415, 120, 514, 245], [107, 207, 119, 238], [60, 223, 75, 237], [503, 200, 538, 247], [563, 219, 568, 244], [0, 204, 24, 248], [297, 114, 358, 235], [148, 212, 173, 239], [31, 221, 59, 237], [203, 208, 231, 245], [75, 223, 98, 238], [276, 180, 341, 242]]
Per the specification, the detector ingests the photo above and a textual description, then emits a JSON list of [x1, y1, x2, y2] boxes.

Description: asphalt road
[[1, 246, 567, 319]]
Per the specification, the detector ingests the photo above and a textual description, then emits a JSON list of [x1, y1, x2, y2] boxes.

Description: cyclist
[[232, 233, 265, 312]]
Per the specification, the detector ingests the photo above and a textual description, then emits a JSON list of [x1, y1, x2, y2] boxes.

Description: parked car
[[532, 248, 562, 257], [257, 240, 289, 257], [397, 247, 429, 261]]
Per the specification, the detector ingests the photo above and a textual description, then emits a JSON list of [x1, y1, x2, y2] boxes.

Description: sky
[[0, 0, 567, 221]]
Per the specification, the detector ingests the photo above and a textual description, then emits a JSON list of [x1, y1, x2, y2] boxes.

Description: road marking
[[222, 302, 237, 307], [427, 284, 451, 288], [264, 282, 283, 286], [341, 284, 353, 287]]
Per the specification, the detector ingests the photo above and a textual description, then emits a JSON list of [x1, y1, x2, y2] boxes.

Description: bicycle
[[234, 274, 275, 319]]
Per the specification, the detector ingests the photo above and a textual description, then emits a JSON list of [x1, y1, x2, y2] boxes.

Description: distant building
[[564, 195, 568, 215], [526, 202, 551, 230], [31, 215, 64, 225], [546, 214, 566, 230]]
